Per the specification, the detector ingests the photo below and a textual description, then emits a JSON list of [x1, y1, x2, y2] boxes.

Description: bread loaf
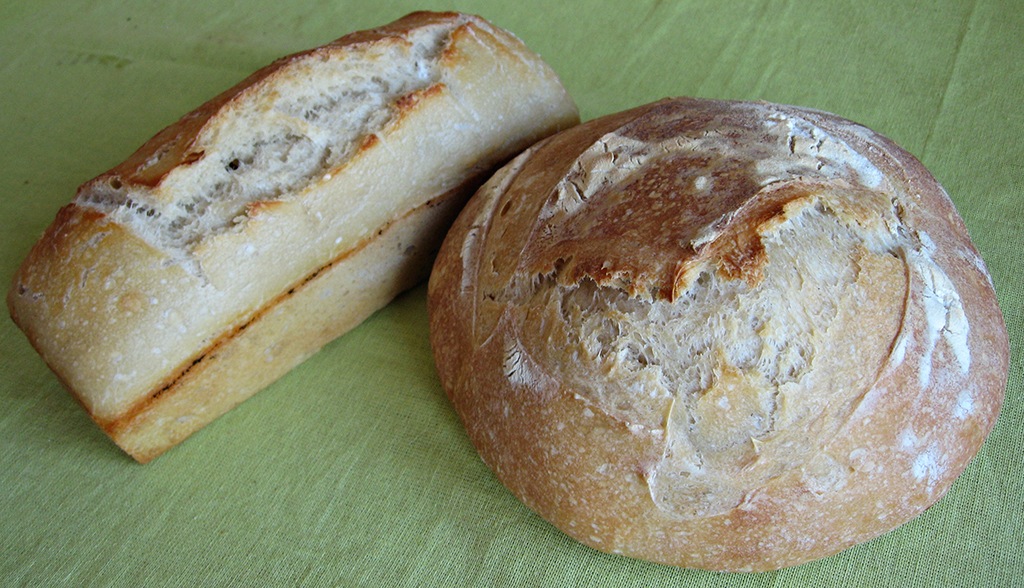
[[7, 11, 579, 463], [427, 97, 1008, 571]]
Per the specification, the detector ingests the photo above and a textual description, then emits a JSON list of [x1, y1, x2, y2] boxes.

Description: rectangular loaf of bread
[[7, 11, 579, 462]]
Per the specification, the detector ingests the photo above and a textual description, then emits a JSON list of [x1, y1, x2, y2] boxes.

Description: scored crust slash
[[7, 11, 579, 462]]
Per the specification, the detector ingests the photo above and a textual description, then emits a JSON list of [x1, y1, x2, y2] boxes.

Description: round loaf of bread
[[427, 97, 1009, 571]]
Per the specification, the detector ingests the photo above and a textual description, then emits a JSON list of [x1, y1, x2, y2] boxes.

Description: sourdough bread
[[427, 97, 1008, 571], [8, 11, 579, 462]]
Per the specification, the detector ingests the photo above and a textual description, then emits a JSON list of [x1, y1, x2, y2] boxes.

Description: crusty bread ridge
[[427, 97, 1008, 571], [8, 11, 579, 462]]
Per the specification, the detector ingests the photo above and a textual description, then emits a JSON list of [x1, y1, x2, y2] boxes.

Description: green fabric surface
[[1, 1, 1020, 586]]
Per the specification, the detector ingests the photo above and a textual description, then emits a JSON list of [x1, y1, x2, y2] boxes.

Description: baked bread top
[[428, 97, 1008, 571]]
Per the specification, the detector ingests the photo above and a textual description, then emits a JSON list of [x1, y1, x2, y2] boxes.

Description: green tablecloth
[[2, 1, 1020, 585]]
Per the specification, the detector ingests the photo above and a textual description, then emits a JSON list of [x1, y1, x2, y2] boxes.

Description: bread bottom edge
[[104, 192, 464, 463]]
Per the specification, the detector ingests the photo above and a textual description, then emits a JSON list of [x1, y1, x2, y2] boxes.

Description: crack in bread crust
[[514, 188, 911, 520]]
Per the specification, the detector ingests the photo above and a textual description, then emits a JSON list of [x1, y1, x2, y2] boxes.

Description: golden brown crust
[[428, 97, 1008, 571]]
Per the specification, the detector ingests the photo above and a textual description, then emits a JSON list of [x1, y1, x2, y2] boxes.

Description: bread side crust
[[111, 186, 468, 463]]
